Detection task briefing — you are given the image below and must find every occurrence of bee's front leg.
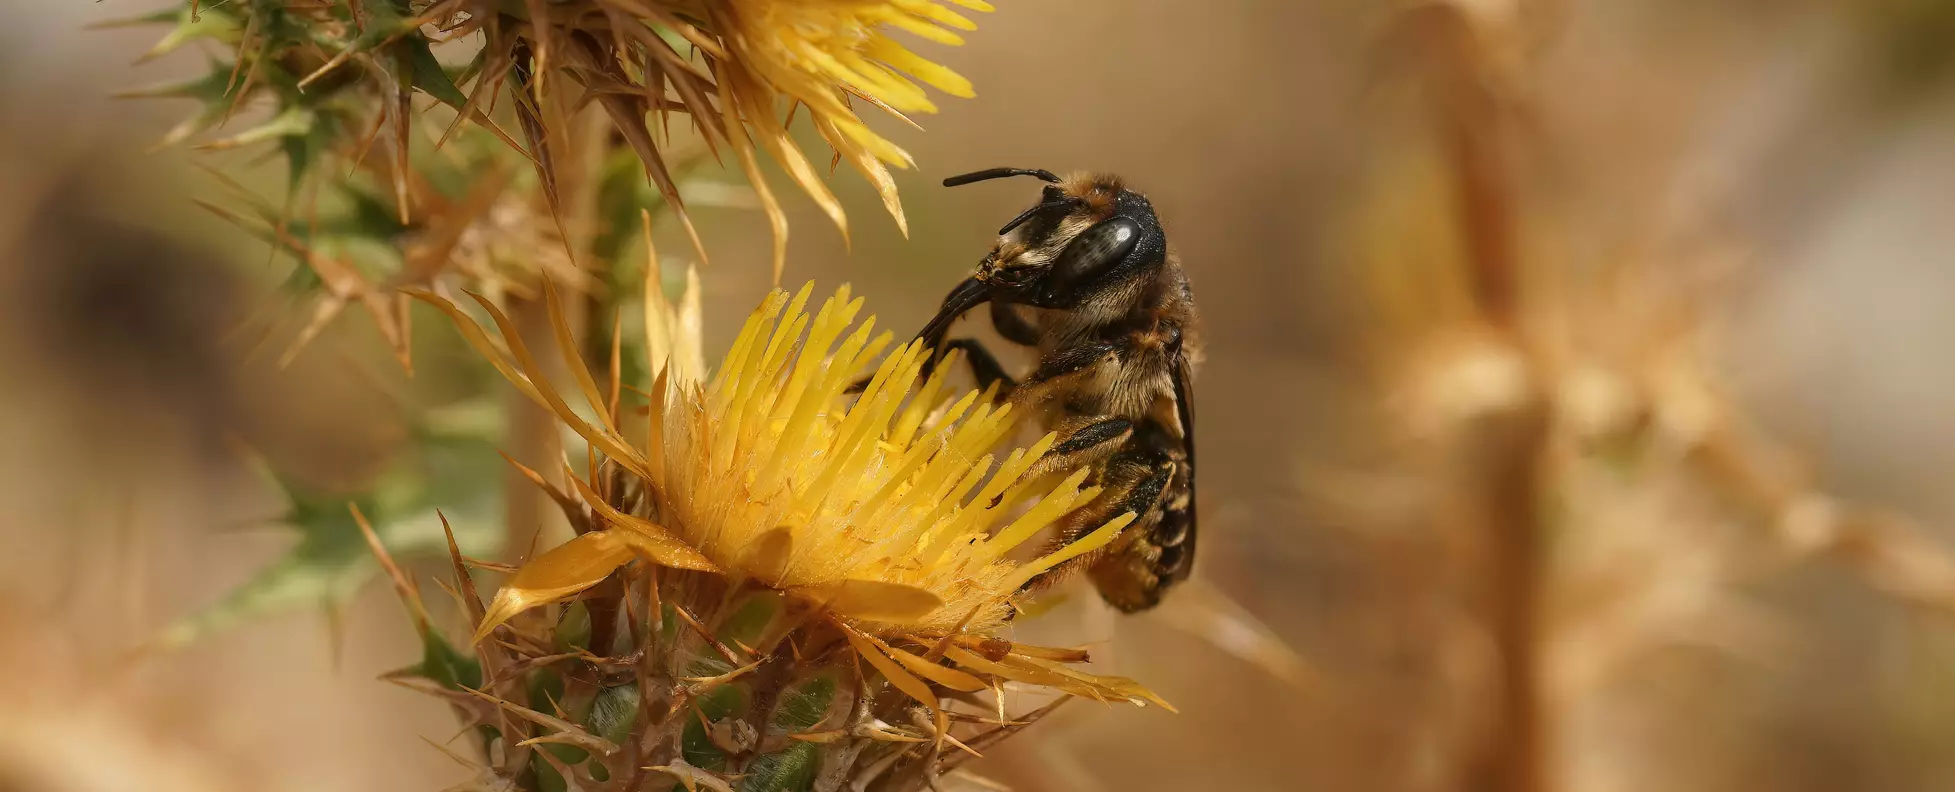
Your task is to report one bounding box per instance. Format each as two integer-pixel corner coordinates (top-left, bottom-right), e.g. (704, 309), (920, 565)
(901, 304), (1040, 397)
(989, 302), (1042, 346)
(847, 335), (1018, 396)
(938, 338), (1018, 395)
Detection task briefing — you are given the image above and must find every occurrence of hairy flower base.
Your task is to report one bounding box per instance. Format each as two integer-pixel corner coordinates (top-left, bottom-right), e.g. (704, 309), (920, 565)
(387, 283), (1166, 790)
(380, 545), (1155, 791)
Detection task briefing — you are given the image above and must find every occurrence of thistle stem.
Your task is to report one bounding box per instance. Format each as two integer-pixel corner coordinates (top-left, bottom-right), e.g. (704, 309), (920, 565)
(503, 297), (562, 559)
(501, 59), (612, 561)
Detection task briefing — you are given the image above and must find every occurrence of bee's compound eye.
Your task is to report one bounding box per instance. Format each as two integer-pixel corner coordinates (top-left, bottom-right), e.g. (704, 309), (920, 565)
(1052, 216), (1142, 287)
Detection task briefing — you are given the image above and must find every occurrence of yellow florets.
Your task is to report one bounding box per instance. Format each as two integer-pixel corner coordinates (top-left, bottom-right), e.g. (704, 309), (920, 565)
(648, 284), (1134, 633)
(719, 0), (993, 165)
(422, 281), (1134, 638)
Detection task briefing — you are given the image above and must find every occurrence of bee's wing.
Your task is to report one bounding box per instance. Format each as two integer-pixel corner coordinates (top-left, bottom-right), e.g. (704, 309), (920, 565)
(1167, 334), (1197, 582)
(1171, 343), (1195, 472)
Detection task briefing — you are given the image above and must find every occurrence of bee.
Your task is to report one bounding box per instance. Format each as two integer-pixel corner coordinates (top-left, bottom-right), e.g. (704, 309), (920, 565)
(880, 167), (1199, 612)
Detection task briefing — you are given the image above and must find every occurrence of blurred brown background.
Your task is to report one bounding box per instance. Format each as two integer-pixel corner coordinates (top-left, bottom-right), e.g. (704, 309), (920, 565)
(12, 1), (1955, 790)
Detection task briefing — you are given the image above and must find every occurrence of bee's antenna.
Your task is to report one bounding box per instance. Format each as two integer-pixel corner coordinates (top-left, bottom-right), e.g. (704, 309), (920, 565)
(943, 168), (1062, 187)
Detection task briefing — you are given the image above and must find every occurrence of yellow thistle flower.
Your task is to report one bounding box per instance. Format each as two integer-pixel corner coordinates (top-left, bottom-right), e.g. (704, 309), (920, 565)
(681, 0), (996, 275)
(716, 0), (990, 164)
(412, 278), (1163, 703)
(645, 283), (1137, 629)
(398, 278), (1165, 790)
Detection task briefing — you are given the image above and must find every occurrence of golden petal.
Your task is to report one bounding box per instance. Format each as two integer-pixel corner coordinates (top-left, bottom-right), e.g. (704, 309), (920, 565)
(472, 530), (634, 644)
(744, 526), (796, 584)
(403, 289), (550, 408)
(563, 473), (720, 572)
(1002, 510), (1139, 590)
(874, 638), (989, 692)
(942, 645), (1076, 689)
(894, 0), (980, 31)
(543, 278), (612, 419)
(1006, 653), (1176, 712)
(843, 625), (939, 706)
(713, 73), (790, 285)
(458, 290), (653, 478)
(794, 579), (945, 623)
(843, 624), (953, 749)
(863, 38), (976, 99)
(879, 13), (966, 46)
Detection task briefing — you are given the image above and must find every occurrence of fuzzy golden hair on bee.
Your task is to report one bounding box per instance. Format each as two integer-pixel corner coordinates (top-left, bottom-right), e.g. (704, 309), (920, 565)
(1058, 172), (1126, 215)
(865, 166), (1200, 613)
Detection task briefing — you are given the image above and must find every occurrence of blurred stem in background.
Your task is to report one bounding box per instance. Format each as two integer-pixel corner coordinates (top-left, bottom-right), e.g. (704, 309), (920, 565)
(1385, 6), (1551, 791)
(1348, 4), (1955, 792)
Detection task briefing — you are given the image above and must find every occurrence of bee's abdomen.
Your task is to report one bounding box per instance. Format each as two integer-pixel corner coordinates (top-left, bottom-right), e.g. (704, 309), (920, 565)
(1079, 418), (1194, 612)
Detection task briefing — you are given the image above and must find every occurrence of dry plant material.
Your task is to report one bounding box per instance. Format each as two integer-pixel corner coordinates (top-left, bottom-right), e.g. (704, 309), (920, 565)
(116, 0), (992, 362)
(1325, 4), (1955, 791)
(374, 281), (1166, 791)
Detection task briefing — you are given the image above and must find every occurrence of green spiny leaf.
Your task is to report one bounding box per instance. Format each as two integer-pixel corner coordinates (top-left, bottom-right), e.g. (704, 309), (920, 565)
(140, 5), (243, 62)
(157, 420), (502, 648)
(323, 183), (411, 240)
(403, 35), (471, 108)
(412, 626), (483, 691)
(121, 61), (240, 149)
(277, 114), (334, 198)
(206, 104), (318, 150)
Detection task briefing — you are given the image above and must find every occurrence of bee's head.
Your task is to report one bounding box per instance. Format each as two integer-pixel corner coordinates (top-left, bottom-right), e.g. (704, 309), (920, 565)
(944, 168), (1166, 308)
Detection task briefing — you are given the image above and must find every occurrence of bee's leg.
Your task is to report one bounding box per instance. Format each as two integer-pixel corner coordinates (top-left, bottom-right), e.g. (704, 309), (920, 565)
(848, 277), (989, 395)
(939, 338), (1018, 396)
(989, 302), (1041, 346)
(1007, 338), (1123, 410)
(1019, 449), (1174, 602)
(1032, 339), (1122, 380)
(1079, 417), (1197, 611)
(1011, 415), (1132, 488)
(850, 336), (1020, 398)
(988, 414), (1134, 509)
(1088, 453), (1192, 613)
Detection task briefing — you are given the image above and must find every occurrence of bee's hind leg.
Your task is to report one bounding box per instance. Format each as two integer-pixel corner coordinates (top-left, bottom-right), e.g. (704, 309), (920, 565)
(1017, 450), (1174, 604)
(1003, 415), (1133, 502)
